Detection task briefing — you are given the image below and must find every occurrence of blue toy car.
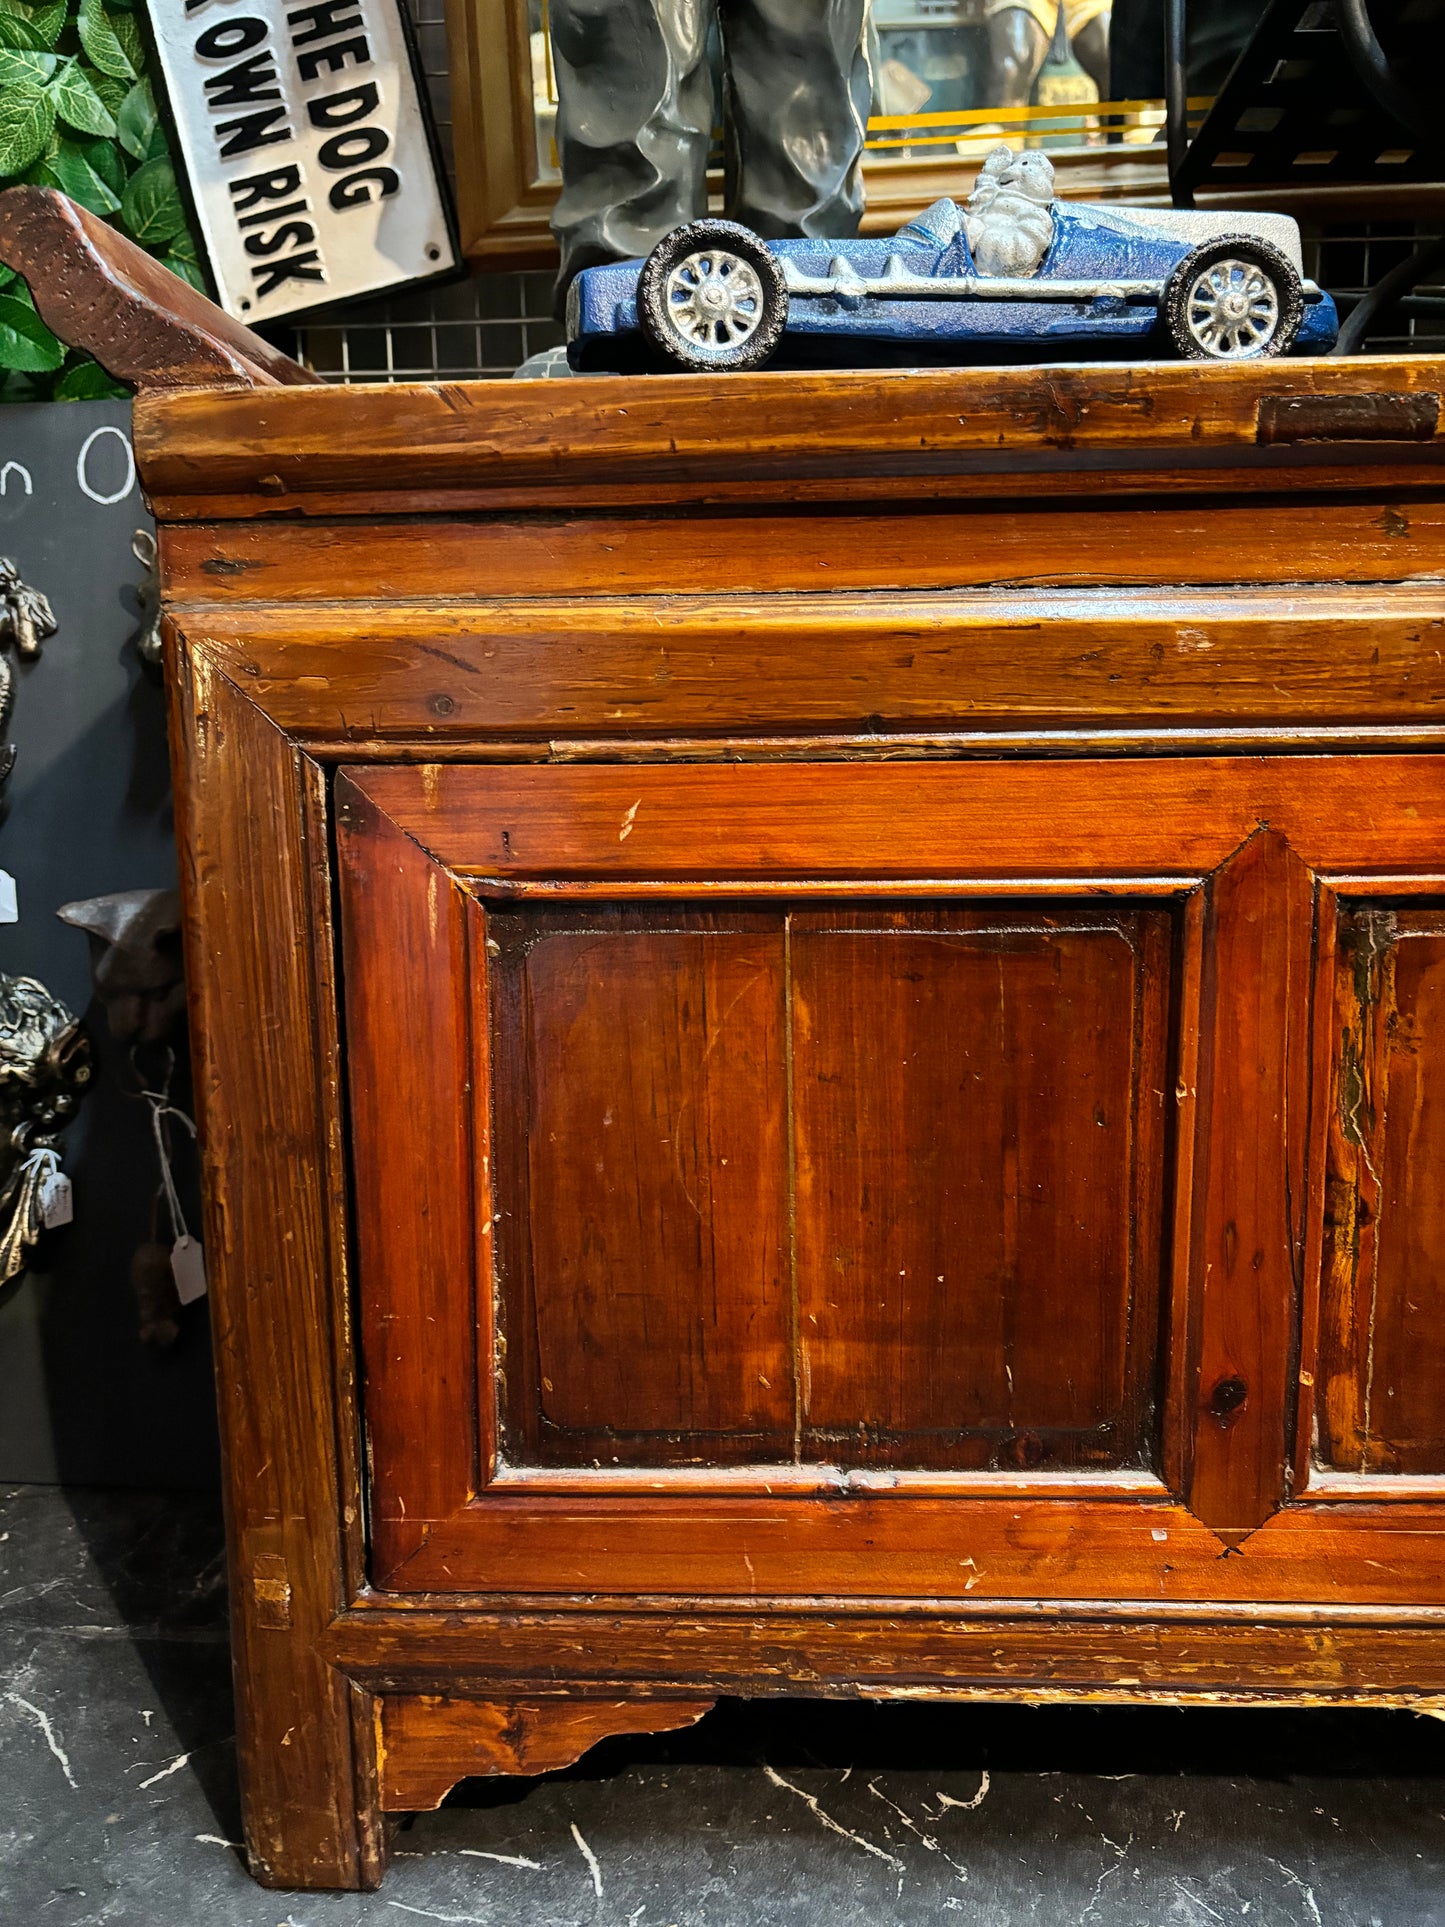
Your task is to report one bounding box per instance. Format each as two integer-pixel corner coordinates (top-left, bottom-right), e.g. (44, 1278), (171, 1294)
(566, 146), (1337, 373)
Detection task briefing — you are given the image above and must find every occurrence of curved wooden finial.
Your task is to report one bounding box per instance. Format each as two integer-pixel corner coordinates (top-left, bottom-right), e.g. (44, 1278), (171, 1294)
(0, 186), (321, 392)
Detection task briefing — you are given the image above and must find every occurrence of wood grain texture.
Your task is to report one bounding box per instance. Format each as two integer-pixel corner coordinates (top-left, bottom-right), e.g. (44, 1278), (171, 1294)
(335, 776), (480, 1582)
(474, 904), (1169, 1475)
(494, 908), (792, 1466)
(178, 587), (1445, 749)
(1321, 905), (1445, 1475)
(0, 186), (318, 391)
(361, 1487), (1445, 1603)
(1183, 832), (1319, 1541)
(133, 356), (1445, 510)
(168, 649), (380, 1889)
(158, 495), (1445, 601)
(791, 909), (1168, 1469)
(376, 1696), (714, 1810)
(340, 755), (1445, 884)
(330, 1602), (1445, 1701)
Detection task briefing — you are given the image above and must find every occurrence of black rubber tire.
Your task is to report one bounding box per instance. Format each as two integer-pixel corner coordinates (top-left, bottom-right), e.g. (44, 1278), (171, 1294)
(637, 220), (788, 373)
(1162, 234), (1304, 361)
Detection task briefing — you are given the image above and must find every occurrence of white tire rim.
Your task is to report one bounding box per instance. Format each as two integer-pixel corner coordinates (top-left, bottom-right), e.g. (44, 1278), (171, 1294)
(1184, 257), (1281, 358)
(663, 249), (766, 356)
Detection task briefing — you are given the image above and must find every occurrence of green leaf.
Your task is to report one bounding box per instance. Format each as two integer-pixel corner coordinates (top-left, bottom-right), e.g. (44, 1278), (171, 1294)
(119, 154), (184, 245)
(0, 0), (67, 48)
(88, 67), (127, 115)
(0, 82), (56, 177)
(49, 57), (117, 137)
(0, 291), (63, 371)
(160, 247), (205, 292)
(54, 357), (128, 399)
(110, 8), (142, 72)
(34, 136), (120, 213)
(165, 225), (199, 267)
(0, 46), (55, 84)
(0, 9), (45, 50)
(76, 0), (132, 79)
(79, 131), (123, 195)
(0, 263), (14, 290)
(114, 74), (154, 160)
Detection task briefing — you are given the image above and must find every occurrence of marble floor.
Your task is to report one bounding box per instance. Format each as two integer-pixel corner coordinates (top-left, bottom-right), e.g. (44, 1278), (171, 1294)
(2, 1482), (1444, 1927)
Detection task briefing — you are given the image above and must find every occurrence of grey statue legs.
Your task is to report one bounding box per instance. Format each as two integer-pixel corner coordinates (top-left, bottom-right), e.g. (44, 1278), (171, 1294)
(551, 0), (714, 297)
(550, 0), (870, 306)
(718, 0), (871, 238)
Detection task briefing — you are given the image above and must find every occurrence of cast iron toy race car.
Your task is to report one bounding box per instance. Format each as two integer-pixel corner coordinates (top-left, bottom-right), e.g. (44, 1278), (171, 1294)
(566, 146), (1338, 373)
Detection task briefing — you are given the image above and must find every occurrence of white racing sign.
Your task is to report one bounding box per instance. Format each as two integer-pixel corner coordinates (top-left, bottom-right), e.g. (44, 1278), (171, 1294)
(148, 0), (456, 322)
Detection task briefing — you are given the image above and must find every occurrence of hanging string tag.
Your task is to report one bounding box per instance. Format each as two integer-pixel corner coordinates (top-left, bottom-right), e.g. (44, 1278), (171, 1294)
(137, 1062), (207, 1305)
(171, 1234), (207, 1306)
(28, 1147), (73, 1229)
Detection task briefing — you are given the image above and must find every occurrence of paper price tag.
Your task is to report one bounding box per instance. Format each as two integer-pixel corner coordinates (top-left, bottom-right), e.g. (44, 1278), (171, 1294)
(0, 871), (16, 924)
(39, 1169), (72, 1229)
(171, 1234), (208, 1306)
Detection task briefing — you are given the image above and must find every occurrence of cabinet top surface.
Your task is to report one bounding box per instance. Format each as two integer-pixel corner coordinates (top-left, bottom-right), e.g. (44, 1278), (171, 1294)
(137, 355), (1445, 521)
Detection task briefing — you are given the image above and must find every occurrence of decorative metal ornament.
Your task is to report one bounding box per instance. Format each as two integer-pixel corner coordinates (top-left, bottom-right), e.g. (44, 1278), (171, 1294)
(0, 555), (57, 792)
(0, 973), (91, 1285)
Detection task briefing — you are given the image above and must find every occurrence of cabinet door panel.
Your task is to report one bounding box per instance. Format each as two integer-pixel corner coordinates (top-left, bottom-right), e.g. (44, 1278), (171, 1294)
(335, 756), (1445, 1597)
(791, 911), (1169, 1469)
(489, 901), (1171, 1474)
(1321, 906), (1445, 1474)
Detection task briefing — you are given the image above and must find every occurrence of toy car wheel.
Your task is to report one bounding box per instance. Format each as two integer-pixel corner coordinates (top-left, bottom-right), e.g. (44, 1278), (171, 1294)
(638, 220), (788, 372)
(1163, 235), (1304, 361)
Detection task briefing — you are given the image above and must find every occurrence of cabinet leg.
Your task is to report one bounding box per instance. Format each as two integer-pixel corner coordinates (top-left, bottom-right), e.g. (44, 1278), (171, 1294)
(235, 1613), (388, 1891)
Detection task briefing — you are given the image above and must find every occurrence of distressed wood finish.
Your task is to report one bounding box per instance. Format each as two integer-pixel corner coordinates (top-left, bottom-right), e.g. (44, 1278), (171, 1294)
(1321, 905), (1445, 1476)
(81, 331), (1445, 1885)
(376, 1697), (716, 1810)
(334, 779), (481, 1581)
(168, 653), (381, 1888)
(135, 356), (1445, 511)
(0, 187), (318, 391)
(170, 587), (1445, 752)
(1181, 833), (1320, 1539)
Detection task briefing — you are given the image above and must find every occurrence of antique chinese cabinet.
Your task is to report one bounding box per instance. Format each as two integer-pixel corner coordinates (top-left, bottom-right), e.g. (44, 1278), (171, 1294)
(7, 190), (1445, 1892)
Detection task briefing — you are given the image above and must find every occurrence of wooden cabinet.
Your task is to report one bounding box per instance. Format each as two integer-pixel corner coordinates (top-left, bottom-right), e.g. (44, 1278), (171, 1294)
(8, 186), (1445, 1893)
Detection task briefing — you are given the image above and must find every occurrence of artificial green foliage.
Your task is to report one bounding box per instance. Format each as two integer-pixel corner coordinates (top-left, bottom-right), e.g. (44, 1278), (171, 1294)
(0, 0), (207, 401)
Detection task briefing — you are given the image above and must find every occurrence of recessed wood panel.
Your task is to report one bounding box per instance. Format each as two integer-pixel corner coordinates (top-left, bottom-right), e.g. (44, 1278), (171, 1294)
(791, 910), (1169, 1469)
(1321, 905), (1445, 1474)
(490, 901), (1171, 1474)
(493, 909), (793, 1465)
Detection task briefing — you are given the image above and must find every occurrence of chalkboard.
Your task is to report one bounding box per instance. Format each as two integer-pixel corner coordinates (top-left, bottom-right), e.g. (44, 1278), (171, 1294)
(0, 401), (220, 1489)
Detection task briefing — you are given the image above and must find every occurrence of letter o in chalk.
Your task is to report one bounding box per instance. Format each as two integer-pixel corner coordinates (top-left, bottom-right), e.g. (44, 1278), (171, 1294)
(76, 424), (135, 505)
